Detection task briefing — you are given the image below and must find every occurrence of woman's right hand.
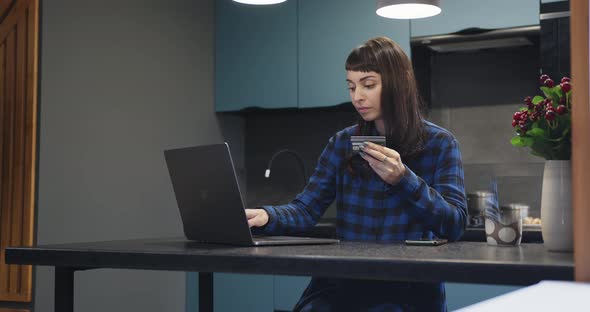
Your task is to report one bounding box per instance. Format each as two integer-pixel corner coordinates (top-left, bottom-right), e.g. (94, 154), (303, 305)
(245, 208), (269, 228)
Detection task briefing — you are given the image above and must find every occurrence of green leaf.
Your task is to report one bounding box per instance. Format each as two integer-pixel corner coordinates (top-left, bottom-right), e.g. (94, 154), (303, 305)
(511, 136), (533, 147)
(530, 140), (554, 160)
(511, 136), (525, 147)
(555, 87), (564, 99)
(532, 95), (545, 104)
(545, 136), (563, 142)
(526, 127), (545, 137)
(522, 137), (534, 146)
(540, 86), (560, 104)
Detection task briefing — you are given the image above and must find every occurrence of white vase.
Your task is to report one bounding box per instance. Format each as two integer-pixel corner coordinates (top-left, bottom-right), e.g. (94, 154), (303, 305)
(540, 160), (573, 252)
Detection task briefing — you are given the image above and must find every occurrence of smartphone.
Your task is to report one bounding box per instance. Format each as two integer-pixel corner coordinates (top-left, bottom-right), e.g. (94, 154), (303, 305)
(404, 239), (448, 246)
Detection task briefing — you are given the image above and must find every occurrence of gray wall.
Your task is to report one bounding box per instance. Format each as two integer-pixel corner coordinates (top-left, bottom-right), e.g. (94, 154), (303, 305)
(36, 0), (217, 311)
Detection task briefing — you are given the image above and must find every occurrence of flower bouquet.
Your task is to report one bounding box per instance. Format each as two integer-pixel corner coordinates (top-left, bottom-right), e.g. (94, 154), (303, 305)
(510, 74), (572, 160)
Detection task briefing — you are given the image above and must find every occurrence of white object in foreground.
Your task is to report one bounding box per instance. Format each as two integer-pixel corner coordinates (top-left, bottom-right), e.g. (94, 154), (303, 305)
(455, 281), (589, 312)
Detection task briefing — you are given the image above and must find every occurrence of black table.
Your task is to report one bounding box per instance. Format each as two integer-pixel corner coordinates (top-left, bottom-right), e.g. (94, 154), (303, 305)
(311, 221), (545, 243)
(5, 238), (573, 312)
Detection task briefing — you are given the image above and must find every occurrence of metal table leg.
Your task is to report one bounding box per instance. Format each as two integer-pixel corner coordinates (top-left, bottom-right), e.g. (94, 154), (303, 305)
(55, 267), (75, 312)
(199, 272), (213, 312)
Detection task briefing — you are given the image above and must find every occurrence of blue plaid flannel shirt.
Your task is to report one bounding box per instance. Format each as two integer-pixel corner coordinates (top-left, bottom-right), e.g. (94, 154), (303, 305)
(257, 120), (467, 312)
(259, 120), (467, 242)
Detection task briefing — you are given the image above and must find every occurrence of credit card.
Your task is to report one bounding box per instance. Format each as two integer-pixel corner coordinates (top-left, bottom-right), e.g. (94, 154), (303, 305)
(351, 135), (386, 155)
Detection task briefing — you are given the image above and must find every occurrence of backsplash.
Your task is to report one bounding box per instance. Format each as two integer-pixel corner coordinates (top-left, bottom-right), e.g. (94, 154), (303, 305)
(427, 44), (543, 218)
(243, 107), (357, 219)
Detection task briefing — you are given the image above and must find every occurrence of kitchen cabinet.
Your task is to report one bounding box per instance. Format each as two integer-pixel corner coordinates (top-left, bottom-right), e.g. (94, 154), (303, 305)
(410, 0), (539, 37)
(211, 274), (309, 311)
(215, 0), (298, 111)
(215, 0), (411, 111)
(274, 275), (311, 311)
(298, 0), (410, 108)
(214, 273), (274, 311)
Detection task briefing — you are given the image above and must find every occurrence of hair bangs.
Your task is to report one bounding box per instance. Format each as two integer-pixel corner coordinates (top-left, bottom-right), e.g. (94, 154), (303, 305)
(345, 46), (379, 73)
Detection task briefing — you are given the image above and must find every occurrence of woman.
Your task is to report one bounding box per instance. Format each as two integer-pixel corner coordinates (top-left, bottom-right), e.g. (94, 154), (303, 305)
(246, 36), (467, 312)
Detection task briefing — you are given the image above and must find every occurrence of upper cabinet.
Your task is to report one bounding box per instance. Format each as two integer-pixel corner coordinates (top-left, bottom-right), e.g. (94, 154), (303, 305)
(216, 0), (540, 111)
(298, 0), (410, 108)
(215, 0), (410, 111)
(411, 0), (540, 37)
(215, 0), (298, 112)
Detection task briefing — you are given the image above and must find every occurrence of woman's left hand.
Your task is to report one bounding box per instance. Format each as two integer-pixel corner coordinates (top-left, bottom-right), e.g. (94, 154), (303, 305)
(360, 142), (406, 185)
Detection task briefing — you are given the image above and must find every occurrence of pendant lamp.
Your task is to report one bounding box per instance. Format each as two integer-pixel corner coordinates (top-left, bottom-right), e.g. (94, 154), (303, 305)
(376, 0), (441, 19)
(233, 0), (287, 5)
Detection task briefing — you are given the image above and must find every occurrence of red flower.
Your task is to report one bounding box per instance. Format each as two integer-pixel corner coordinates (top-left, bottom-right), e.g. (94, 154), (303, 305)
(513, 111), (522, 121)
(544, 79), (555, 88)
(512, 75), (572, 160)
(560, 81), (571, 93)
(545, 110), (556, 121)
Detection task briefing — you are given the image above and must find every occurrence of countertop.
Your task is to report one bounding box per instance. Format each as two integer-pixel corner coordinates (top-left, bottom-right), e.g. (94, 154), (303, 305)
(303, 219), (543, 243)
(5, 238), (572, 286)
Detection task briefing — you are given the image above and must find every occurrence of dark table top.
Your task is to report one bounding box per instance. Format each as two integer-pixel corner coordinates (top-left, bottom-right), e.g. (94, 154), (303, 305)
(5, 238), (572, 286)
(309, 221), (544, 243)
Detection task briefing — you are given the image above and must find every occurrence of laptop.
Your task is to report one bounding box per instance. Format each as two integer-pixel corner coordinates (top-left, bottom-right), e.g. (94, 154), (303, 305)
(164, 143), (339, 246)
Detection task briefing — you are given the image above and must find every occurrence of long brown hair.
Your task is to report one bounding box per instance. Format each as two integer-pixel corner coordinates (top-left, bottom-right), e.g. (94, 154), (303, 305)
(346, 36), (427, 159)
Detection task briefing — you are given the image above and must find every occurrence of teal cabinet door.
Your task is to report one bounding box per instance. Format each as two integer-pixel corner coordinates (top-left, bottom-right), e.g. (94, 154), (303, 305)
(298, 0), (410, 109)
(411, 0), (539, 37)
(446, 283), (521, 310)
(214, 273), (274, 312)
(274, 275), (311, 311)
(215, 0), (298, 112)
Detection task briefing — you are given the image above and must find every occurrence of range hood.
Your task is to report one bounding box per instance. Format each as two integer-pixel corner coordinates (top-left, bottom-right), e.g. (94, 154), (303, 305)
(411, 25), (540, 53)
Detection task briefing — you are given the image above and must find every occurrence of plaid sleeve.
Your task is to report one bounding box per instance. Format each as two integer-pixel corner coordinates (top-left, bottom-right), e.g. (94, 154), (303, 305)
(396, 135), (468, 241)
(256, 134), (340, 235)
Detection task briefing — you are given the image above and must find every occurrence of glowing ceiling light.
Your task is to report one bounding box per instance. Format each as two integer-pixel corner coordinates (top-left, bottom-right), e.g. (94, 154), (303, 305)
(233, 0), (287, 5)
(376, 0), (441, 19)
